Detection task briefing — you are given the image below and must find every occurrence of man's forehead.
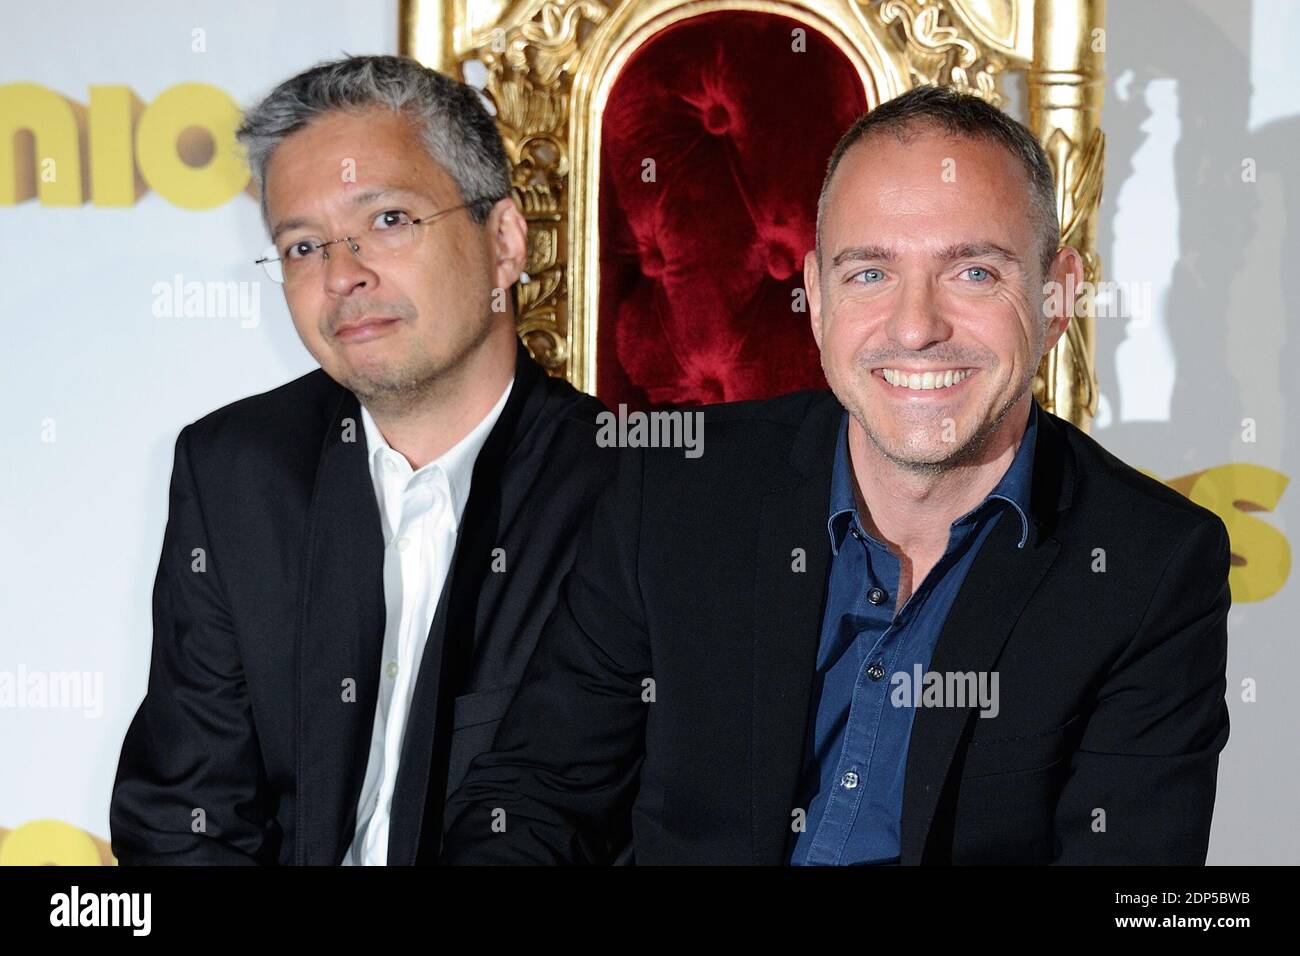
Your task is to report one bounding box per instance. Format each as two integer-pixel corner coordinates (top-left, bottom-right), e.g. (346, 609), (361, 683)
(837, 142), (1023, 198)
(263, 113), (452, 234)
(267, 183), (437, 240)
(822, 136), (1032, 242)
(269, 114), (432, 181)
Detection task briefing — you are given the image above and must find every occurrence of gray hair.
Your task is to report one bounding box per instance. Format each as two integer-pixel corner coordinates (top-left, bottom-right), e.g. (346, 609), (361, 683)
(236, 54), (512, 225)
(815, 85), (1060, 277)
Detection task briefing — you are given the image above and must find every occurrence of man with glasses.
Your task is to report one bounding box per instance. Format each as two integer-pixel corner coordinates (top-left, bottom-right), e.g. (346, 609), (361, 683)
(110, 55), (617, 865)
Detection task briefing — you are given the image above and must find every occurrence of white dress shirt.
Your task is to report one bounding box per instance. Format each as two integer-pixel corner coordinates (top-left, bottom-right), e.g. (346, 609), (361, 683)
(342, 377), (514, 865)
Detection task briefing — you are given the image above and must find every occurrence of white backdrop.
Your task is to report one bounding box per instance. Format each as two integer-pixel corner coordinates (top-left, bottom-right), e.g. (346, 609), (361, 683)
(0, 0), (396, 863)
(0, 0), (1295, 864)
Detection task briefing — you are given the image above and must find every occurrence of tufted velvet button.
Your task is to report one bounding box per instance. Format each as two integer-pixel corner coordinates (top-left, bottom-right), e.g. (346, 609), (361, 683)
(703, 102), (731, 135)
(765, 242), (797, 280)
(641, 244), (665, 278)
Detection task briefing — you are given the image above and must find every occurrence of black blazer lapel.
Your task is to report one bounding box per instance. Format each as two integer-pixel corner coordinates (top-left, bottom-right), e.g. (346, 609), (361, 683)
(294, 387), (387, 865)
(383, 537), (457, 866)
(751, 395), (842, 864)
(899, 400), (1075, 864)
(387, 342), (545, 865)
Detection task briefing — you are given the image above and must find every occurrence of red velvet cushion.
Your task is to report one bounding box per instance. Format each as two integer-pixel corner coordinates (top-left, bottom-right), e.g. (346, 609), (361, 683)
(598, 10), (868, 408)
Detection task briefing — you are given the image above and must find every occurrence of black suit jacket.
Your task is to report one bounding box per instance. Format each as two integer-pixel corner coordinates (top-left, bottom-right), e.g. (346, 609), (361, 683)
(441, 391), (1232, 865)
(110, 342), (614, 865)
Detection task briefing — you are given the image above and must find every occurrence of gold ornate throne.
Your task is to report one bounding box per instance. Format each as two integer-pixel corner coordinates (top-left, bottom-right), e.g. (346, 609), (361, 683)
(401, 0), (1105, 428)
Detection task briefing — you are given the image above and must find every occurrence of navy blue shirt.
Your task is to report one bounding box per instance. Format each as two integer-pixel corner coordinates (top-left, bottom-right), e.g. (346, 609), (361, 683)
(789, 400), (1038, 865)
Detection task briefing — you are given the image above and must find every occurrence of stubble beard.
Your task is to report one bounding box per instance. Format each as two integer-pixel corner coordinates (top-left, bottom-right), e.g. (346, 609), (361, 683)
(339, 308), (496, 419)
(836, 360), (1033, 478)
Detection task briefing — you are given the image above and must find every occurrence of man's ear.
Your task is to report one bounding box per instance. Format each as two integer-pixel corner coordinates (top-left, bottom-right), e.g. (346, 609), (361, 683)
(1042, 244), (1085, 353)
(804, 249), (824, 348)
(488, 195), (528, 292)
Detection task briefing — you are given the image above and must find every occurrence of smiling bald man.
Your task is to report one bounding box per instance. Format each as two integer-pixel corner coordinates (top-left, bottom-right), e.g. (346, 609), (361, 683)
(441, 85), (1233, 866)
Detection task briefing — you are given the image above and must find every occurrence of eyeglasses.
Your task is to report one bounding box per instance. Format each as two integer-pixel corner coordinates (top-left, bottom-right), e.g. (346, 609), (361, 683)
(255, 197), (502, 284)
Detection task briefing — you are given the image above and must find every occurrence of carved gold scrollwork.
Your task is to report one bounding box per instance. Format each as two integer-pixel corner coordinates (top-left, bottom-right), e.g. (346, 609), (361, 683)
(877, 0), (1005, 105)
(1037, 124), (1104, 418)
(472, 0), (611, 370)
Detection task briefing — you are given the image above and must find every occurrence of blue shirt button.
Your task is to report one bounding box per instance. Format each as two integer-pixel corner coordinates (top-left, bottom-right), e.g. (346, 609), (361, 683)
(866, 662), (885, 681)
(867, 587), (887, 605)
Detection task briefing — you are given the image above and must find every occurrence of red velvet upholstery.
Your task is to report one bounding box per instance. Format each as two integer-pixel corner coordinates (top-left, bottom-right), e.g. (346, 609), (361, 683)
(597, 10), (868, 408)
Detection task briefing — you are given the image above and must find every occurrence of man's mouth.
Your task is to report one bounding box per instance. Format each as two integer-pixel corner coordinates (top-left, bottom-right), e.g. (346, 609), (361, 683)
(873, 367), (979, 393)
(334, 316), (401, 341)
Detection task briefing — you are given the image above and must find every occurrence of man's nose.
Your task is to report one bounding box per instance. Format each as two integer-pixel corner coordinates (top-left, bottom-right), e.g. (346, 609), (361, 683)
(322, 240), (378, 297)
(887, 279), (952, 350)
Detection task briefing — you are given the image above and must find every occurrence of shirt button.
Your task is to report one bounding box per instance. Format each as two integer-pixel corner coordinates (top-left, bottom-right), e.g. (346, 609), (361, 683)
(867, 662), (885, 681)
(841, 771), (859, 789)
(395, 536), (411, 552)
(383, 457), (398, 473)
(385, 660), (399, 679)
(867, 587), (887, 605)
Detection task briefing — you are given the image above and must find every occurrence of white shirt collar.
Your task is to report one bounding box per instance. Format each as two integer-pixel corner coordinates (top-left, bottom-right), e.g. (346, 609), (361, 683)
(358, 376), (514, 526)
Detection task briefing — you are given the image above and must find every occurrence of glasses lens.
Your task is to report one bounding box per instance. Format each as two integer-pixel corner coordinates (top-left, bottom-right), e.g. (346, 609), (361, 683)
(258, 245), (284, 284)
(363, 221), (417, 260)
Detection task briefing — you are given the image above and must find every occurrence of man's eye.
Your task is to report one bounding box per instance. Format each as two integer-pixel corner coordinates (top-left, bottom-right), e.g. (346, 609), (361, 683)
(853, 268), (886, 284)
(373, 209), (413, 229)
(960, 266), (993, 282)
(284, 240), (321, 260)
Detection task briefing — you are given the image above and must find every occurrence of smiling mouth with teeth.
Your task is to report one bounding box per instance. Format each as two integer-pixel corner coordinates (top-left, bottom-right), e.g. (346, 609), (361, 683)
(878, 368), (977, 391)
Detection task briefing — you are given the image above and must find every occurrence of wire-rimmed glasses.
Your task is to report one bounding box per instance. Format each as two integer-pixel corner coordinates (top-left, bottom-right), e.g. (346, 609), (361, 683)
(254, 197), (503, 284)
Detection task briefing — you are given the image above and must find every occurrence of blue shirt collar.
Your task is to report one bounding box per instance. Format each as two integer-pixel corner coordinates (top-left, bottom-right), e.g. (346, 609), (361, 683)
(827, 399), (1039, 554)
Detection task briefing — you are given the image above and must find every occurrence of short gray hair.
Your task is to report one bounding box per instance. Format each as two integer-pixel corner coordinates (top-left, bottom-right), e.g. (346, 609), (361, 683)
(815, 85), (1060, 277)
(236, 54), (512, 225)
